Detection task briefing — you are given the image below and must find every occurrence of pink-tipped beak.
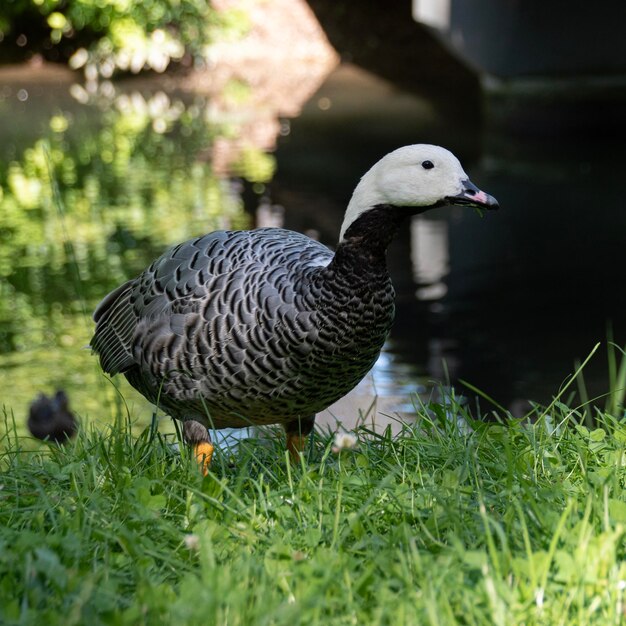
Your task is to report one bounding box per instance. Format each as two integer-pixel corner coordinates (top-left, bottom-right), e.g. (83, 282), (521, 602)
(446, 179), (499, 210)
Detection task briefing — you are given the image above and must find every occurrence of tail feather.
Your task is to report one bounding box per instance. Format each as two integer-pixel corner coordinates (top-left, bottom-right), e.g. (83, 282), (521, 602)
(91, 280), (137, 375)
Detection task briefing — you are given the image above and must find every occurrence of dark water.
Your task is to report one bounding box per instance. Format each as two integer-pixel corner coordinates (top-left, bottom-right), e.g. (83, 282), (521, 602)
(1, 62), (624, 435)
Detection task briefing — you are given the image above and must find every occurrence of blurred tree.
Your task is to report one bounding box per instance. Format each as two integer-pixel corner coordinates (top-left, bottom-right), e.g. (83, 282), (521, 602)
(0, 90), (273, 353)
(0, 0), (248, 80)
(0, 89), (274, 424)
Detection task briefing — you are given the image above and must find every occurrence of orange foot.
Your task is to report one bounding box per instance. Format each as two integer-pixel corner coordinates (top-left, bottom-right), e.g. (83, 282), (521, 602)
(194, 441), (214, 476)
(183, 421), (214, 476)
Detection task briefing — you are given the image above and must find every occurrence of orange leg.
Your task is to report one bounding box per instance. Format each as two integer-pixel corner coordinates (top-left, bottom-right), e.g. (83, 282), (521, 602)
(284, 417), (314, 462)
(286, 433), (307, 461)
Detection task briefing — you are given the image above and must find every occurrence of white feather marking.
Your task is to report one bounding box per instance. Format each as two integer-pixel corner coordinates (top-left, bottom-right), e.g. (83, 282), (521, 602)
(305, 255), (331, 268)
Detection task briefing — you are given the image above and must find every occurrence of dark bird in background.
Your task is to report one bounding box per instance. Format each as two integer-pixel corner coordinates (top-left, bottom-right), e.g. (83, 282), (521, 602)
(28, 390), (77, 443)
(91, 145), (499, 473)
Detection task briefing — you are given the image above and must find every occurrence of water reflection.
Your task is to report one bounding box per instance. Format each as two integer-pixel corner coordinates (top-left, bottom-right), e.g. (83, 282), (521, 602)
(0, 85), (271, 433)
(411, 216), (449, 301)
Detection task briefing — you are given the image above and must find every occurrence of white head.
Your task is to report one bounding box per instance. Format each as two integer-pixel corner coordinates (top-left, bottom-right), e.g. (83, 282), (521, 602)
(339, 144), (498, 241)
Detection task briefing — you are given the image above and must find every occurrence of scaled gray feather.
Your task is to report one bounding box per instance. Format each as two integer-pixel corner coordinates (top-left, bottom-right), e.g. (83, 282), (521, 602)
(91, 227), (394, 430)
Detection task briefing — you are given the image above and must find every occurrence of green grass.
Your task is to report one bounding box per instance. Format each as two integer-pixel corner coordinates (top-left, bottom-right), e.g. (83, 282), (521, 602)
(1, 394), (626, 625)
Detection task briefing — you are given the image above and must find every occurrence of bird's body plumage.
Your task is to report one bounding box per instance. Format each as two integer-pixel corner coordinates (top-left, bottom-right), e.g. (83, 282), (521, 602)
(91, 144), (498, 456)
(92, 224), (395, 430)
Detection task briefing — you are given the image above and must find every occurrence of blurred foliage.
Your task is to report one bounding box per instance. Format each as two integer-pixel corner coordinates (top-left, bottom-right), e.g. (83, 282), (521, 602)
(0, 88), (275, 428)
(0, 0), (249, 79)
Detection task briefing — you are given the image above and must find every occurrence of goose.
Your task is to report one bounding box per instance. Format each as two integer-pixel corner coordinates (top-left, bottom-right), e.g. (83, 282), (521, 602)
(91, 144), (498, 472)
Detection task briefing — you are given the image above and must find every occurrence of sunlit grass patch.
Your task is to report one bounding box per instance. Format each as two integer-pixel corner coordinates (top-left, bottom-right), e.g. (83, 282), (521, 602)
(1, 395), (626, 625)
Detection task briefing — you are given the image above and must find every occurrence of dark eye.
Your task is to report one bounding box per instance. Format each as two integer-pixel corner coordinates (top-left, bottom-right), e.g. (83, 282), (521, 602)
(421, 160), (434, 170)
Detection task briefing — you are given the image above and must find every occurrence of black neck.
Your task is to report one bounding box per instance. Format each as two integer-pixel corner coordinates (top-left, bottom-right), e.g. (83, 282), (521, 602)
(330, 205), (406, 273)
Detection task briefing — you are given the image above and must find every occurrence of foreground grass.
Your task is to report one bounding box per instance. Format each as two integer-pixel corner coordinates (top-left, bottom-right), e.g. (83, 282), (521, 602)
(1, 399), (626, 626)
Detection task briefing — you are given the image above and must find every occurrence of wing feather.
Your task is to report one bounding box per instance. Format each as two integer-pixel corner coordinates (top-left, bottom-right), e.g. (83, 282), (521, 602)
(91, 280), (137, 374)
(91, 228), (333, 378)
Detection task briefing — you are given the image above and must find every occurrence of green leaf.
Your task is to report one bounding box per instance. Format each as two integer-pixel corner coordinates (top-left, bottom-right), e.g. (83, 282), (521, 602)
(590, 428), (607, 442)
(608, 498), (626, 523)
